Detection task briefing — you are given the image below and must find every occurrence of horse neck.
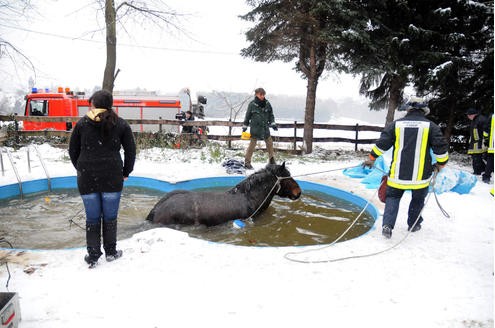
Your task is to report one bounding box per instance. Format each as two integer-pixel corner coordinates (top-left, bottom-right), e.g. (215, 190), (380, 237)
(245, 172), (279, 214)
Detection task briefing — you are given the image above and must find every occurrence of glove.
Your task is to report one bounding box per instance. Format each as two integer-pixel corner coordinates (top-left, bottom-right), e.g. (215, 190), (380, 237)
(242, 126), (247, 132)
(362, 158), (375, 169)
(270, 123), (278, 131)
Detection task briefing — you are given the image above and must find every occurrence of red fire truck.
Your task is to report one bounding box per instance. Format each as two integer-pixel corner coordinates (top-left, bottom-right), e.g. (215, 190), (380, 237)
(23, 87), (184, 132)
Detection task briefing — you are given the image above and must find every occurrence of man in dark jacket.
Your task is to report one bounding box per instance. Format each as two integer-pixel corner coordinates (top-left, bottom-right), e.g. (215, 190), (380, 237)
(69, 90), (136, 268)
(466, 107), (488, 175)
(363, 96), (449, 239)
(242, 88), (277, 169)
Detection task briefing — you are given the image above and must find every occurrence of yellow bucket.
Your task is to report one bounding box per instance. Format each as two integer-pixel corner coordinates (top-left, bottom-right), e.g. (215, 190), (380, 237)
(241, 131), (251, 140)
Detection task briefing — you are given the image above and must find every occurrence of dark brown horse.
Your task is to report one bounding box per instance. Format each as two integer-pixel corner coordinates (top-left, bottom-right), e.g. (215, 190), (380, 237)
(146, 163), (301, 226)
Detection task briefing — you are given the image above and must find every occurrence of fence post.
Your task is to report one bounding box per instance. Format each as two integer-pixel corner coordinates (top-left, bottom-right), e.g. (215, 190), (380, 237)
(228, 118), (232, 149)
(354, 123), (359, 151)
(158, 116), (162, 132)
(293, 121), (297, 152)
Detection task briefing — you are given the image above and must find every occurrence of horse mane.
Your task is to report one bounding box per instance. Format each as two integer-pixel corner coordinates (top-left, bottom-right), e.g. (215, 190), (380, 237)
(228, 165), (283, 194)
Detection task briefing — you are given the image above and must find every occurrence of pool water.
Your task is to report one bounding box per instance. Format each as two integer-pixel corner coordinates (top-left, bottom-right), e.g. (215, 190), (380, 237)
(0, 186), (375, 249)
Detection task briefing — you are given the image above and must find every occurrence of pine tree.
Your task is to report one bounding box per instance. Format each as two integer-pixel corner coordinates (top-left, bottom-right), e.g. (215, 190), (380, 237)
(241, 0), (348, 153)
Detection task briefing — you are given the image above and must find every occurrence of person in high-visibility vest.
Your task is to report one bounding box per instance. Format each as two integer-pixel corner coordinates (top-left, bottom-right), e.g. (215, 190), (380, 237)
(482, 114), (494, 184)
(363, 96), (449, 239)
(466, 107), (488, 175)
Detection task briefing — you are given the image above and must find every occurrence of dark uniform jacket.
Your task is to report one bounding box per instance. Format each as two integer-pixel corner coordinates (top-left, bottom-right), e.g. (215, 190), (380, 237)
(484, 114), (494, 154)
(468, 114), (488, 154)
(243, 97), (275, 140)
(69, 111), (136, 195)
(370, 110), (449, 190)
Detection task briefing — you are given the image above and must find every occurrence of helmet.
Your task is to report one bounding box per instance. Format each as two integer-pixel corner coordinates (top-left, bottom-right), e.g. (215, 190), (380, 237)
(399, 96), (430, 115)
(241, 131), (251, 140)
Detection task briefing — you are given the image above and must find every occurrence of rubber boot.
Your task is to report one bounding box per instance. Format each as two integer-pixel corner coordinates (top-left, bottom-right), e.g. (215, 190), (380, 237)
(103, 219), (123, 262)
(85, 222), (102, 268)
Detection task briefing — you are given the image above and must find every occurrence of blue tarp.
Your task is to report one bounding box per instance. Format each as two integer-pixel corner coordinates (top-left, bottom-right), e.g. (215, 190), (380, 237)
(343, 152), (476, 195)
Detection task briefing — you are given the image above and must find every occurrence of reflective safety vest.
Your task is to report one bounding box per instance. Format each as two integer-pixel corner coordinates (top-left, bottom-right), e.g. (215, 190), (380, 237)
(484, 114), (494, 154)
(370, 111), (449, 190)
(468, 114), (488, 155)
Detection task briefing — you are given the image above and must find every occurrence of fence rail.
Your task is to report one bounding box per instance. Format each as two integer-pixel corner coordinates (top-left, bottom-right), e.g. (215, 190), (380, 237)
(0, 115), (382, 151)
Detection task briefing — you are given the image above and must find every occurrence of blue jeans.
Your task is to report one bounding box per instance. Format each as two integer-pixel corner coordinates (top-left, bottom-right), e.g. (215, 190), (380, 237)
(81, 192), (122, 224)
(382, 186), (429, 229)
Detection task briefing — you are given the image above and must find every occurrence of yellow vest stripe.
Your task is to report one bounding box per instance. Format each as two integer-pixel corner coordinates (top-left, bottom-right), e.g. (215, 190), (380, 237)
(390, 126), (401, 178)
(417, 127), (429, 180)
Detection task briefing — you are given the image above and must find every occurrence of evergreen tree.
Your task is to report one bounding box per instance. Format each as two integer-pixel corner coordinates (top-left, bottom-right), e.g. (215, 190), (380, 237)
(410, 1), (493, 145)
(240, 0), (349, 153)
(334, 0), (417, 126)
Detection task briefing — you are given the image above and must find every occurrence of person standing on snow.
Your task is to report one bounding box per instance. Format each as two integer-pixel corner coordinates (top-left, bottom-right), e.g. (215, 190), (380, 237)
(482, 113), (494, 184)
(363, 96), (449, 239)
(69, 89), (136, 268)
(466, 107), (488, 175)
(242, 87), (278, 169)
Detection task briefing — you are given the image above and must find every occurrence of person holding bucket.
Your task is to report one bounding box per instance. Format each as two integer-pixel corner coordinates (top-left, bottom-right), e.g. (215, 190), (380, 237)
(242, 87), (278, 169)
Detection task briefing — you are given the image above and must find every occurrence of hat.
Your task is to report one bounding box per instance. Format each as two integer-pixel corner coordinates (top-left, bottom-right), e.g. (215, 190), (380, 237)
(466, 108), (479, 115)
(399, 96), (430, 115)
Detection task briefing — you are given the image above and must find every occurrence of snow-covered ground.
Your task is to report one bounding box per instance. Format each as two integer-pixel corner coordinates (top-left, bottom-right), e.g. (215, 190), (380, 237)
(0, 137), (493, 327)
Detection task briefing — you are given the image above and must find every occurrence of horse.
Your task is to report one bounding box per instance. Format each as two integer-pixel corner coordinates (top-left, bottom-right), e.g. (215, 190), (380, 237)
(146, 162), (301, 226)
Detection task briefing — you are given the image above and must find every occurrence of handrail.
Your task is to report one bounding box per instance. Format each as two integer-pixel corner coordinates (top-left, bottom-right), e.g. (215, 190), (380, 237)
(33, 145), (51, 192)
(5, 149), (23, 199)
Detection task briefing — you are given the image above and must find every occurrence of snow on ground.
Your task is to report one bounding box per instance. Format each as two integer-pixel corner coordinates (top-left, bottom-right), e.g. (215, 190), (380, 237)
(0, 140), (493, 328)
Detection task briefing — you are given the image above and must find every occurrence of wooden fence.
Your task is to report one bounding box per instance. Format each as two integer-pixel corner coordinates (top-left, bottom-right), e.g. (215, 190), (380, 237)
(0, 115), (383, 151)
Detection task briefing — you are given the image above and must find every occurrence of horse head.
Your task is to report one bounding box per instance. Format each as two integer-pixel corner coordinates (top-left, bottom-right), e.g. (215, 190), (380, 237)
(269, 162), (301, 200)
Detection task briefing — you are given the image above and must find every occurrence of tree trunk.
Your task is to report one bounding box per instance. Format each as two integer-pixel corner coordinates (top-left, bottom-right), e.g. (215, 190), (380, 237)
(302, 76), (318, 154)
(385, 74), (403, 126)
(102, 0), (117, 92)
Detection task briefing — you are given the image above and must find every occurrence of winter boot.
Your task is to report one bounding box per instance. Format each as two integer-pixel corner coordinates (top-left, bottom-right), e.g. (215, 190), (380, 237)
(382, 225), (393, 239)
(103, 219), (123, 262)
(269, 157), (276, 165)
(85, 222), (102, 268)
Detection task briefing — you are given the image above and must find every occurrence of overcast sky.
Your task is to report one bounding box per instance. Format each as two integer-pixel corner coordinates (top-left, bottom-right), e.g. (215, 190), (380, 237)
(1, 0), (364, 100)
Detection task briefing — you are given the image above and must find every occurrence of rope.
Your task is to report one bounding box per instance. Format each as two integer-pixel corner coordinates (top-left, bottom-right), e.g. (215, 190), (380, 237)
(242, 164), (360, 222)
(0, 238), (14, 291)
(68, 207), (85, 230)
(283, 170), (442, 264)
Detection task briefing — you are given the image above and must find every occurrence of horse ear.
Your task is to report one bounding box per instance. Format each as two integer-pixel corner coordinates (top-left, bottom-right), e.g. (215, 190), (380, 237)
(281, 161), (286, 169)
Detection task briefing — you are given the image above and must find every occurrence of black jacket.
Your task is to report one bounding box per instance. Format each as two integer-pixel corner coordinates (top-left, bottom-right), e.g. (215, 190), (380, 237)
(69, 115), (136, 195)
(468, 114), (488, 154)
(370, 110), (449, 190)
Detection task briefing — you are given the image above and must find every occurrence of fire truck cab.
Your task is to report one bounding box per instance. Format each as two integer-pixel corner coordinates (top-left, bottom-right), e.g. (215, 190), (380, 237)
(23, 87), (184, 133)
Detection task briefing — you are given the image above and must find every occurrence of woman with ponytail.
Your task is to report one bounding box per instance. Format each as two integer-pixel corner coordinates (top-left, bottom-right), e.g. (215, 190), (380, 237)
(69, 89), (136, 268)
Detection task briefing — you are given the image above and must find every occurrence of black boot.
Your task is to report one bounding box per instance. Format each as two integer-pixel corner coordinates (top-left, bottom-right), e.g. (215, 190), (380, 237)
(85, 222), (102, 268)
(103, 219), (123, 262)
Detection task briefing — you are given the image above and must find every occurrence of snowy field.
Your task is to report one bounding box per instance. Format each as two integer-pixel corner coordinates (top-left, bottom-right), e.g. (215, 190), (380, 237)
(0, 134), (493, 327)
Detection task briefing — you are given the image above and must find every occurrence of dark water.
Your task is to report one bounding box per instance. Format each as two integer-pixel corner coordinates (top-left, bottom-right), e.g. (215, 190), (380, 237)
(0, 187), (375, 249)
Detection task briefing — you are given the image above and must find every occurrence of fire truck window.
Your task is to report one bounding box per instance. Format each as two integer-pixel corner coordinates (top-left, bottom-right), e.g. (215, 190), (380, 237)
(30, 100), (48, 116)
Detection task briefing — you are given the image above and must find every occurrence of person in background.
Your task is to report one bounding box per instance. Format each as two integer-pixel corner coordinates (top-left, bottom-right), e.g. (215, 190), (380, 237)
(242, 87), (278, 169)
(482, 113), (494, 184)
(363, 96), (449, 239)
(69, 89), (136, 268)
(466, 107), (488, 175)
(181, 110), (195, 134)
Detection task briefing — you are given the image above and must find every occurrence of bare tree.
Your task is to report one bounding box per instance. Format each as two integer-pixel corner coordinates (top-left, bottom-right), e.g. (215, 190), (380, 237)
(0, 1), (36, 83)
(98, 0), (183, 92)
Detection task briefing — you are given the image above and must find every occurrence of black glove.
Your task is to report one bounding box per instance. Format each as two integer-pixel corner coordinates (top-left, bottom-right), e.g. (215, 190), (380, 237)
(242, 127), (247, 132)
(270, 123), (278, 131)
